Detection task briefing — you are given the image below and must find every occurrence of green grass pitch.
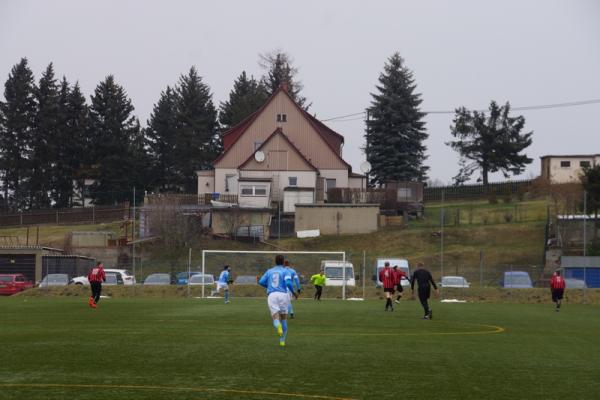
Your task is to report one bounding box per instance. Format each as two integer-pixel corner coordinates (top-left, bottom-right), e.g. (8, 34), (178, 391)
(1, 296), (599, 400)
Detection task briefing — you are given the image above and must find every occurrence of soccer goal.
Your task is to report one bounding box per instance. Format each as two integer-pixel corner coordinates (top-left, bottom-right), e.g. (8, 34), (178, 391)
(199, 250), (350, 299)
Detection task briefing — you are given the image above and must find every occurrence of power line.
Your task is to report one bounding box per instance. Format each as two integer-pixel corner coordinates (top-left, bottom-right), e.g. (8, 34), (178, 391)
(320, 98), (600, 122)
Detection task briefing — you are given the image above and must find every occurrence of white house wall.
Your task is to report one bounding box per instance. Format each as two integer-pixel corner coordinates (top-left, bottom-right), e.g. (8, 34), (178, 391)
(545, 157), (596, 184)
(214, 168), (239, 194)
(319, 169), (349, 188)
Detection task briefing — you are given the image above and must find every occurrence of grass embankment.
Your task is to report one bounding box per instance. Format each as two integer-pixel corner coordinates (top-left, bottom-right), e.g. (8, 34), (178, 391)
(0, 199), (550, 286)
(0, 222), (122, 248)
(0, 297), (598, 400)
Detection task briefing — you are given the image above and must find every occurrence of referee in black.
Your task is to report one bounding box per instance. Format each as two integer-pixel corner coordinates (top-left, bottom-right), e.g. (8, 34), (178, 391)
(410, 261), (439, 319)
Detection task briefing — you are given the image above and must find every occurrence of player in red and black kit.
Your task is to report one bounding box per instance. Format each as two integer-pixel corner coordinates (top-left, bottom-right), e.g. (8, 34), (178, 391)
(410, 262), (438, 319)
(88, 261), (106, 308)
(550, 270), (566, 312)
(379, 262), (396, 311)
(393, 265), (408, 304)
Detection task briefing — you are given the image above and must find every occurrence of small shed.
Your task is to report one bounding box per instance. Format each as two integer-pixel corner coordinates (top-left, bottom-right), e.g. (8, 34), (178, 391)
(0, 246), (63, 282)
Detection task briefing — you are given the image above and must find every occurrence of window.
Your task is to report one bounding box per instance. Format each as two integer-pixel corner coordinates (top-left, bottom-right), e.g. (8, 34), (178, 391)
(288, 177), (298, 186)
(253, 140), (263, 151)
(580, 161), (591, 168)
(326, 179), (336, 190)
(560, 161), (571, 168)
(240, 184), (267, 196)
(276, 113), (287, 122)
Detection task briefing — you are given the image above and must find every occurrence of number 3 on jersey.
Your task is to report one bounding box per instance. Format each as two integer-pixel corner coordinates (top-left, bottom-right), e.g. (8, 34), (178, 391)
(271, 272), (280, 288)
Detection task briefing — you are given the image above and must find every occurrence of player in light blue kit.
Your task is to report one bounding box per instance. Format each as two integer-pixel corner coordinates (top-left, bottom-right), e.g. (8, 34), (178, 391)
(284, 260), (301, 319)
(212, 265), (231, 303)
(259, 255), (298, 347)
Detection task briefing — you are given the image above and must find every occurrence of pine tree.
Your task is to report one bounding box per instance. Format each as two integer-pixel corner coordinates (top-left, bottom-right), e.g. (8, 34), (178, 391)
(365, 53), (429, 185)
(172, 67), (219, 192)
(219, 71), (268, 130)
(53, 79), (90, 207)
(29, 63), (60, 209)
(146, 86), (179, 192)
(0, 58), (37, 210)
(259, 50), (309, 109)
(448, 101), (533, 188)
(88, 75), (147, 204)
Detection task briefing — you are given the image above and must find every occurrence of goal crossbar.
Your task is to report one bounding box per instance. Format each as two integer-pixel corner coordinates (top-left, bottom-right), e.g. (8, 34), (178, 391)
(200, 250), (347, 299)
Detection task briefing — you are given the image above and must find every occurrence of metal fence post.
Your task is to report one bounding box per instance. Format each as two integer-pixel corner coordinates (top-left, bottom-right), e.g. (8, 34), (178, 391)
(56, 210), (59, 224)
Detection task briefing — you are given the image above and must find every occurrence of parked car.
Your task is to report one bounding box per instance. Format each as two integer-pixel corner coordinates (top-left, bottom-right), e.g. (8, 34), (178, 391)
(564, 278), (587, 289)
(374, 258), (410, 288)
(104, 272), (124, 286)
(175, 271), (203, 285)
(0, 274), (34, 295)
(234, 275), (258, 285)
(71, 268), (136, 286)
(188, 274), (215, 286)
(39, 274), (69, 287)
(439, 276), (470, 288)
(143, 273), (172, 285)
(501, 271), (533, 288)
(321, 260), (355, 287)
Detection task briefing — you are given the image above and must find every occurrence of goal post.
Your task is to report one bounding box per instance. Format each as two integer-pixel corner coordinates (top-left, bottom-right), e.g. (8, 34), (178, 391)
(200, 250), (348, 299)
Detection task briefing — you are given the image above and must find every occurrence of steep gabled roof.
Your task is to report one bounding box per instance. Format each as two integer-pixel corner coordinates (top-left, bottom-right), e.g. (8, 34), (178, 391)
(238, 127), (318, 171)
(214, 86), (350, 169)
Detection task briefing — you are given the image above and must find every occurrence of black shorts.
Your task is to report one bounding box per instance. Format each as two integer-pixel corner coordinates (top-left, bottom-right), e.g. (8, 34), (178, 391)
(384, 287), (394, 293)
(396, 284), (404, 292)
(552, 289), (564, 301)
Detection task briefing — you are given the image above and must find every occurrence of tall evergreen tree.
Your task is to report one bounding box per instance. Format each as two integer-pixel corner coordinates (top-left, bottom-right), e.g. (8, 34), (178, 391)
(0, 58), (36, 210)
(172, 67), (219, 192)
(146, 86), (179, 192)
(29, 63), (60, 209)
(88, 75), (147, 204)
(219, 71), (268, 130)
(53, 79), (90, 207)
(448, 101), (533, 187)
(259, 50), (309, 108)
(365, 53), (429, 185)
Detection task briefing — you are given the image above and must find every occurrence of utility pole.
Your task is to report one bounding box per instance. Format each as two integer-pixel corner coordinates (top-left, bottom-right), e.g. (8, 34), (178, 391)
(132, 187), (136, 295)
(440, 189), (445, 297)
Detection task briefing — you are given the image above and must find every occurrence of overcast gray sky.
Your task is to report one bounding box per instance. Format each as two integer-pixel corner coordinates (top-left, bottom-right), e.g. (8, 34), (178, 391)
(1, 0), (599, 184)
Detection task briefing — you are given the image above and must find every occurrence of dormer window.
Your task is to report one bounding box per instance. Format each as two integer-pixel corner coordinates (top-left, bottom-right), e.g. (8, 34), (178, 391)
(277, 113), (287, 123)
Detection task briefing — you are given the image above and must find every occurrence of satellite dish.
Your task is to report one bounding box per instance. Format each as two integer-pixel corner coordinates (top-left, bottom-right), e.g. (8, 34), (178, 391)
(360, 161), (371, 174)
(254, 150), (265, 163)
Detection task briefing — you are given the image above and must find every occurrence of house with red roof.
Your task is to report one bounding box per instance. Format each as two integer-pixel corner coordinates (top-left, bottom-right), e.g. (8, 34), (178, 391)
(197, 85), (366, 211)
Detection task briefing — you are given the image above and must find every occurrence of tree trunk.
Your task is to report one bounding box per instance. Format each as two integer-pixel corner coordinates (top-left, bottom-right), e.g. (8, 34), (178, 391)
(482, 166), (489, 194)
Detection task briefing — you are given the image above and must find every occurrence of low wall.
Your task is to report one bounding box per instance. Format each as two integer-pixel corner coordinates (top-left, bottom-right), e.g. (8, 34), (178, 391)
(295, 204), (379, 235)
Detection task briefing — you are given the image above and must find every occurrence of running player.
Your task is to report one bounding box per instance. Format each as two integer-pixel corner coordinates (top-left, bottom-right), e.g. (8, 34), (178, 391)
(393, 265), (409, 304)
(87, 261), (106, 308)
(379, 261), (396, 311)
(258, 255), (298, 347)
(212, 265), (231, 303)
(410, 262), (438, 319)
(550, 270), (566, 312)
(284, 260), (301, 319)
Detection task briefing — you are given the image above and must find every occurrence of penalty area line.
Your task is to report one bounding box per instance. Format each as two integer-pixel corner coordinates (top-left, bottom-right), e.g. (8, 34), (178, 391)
(0, 383), (358, 400)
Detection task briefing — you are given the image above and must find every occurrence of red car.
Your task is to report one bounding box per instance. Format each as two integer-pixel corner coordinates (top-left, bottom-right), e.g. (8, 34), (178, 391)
(0, 274), (34, 295)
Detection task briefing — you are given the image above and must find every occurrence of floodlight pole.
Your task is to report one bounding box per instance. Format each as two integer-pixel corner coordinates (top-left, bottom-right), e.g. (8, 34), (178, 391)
(187, 247), (192, 298)
(202, 250), (206, 299)
(342, 251), (347, 300)
(583, 191), (587, 304)
(440, 189), (445, 298)
(362, 250), (366, 300)
(132, 187), (136, 296)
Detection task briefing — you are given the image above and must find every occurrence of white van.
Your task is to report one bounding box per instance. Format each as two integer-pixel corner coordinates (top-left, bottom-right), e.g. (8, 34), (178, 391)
(320, 260), (355, 287)
(375, 258), (410, 288)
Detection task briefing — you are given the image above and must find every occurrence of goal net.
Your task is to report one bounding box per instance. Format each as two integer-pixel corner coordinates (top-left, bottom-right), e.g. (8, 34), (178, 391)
(199, 250), (351, 299)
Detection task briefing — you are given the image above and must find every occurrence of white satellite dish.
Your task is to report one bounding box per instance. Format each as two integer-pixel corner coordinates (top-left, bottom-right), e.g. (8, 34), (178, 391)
(254, 150), (265, 163)
(360, 161), (371, 174)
